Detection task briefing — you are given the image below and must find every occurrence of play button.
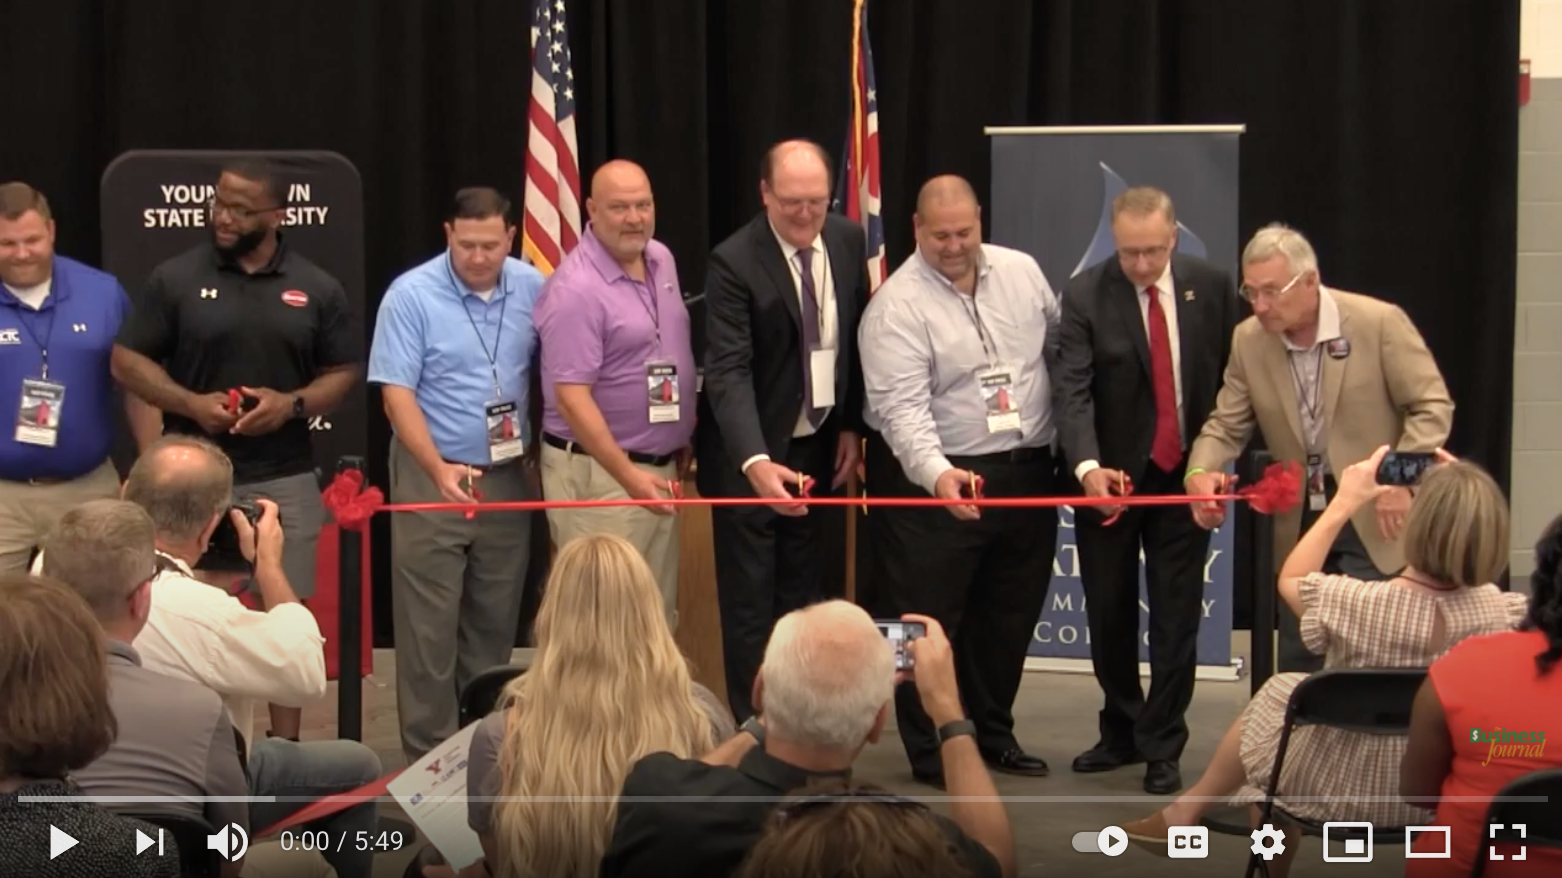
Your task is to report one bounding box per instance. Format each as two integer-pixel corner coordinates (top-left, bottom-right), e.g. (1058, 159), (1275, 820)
(1097, 825), (1128, 857)
(49, 825), (78, 860)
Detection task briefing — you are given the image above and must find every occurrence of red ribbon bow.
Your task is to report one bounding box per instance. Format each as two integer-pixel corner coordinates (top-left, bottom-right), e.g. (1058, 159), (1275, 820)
(1238, 460), (1303, 514)
(320, 470), (385, 531)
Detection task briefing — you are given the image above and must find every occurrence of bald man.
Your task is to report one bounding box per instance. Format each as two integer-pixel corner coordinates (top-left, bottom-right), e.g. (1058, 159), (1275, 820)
(859, 175), (1061, 786)
(534, 161), (694, 622)
(695, 140), (869, 721)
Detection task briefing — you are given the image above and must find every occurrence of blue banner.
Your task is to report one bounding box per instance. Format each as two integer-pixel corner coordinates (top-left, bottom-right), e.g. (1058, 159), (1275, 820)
(986, 126), (1243, 668)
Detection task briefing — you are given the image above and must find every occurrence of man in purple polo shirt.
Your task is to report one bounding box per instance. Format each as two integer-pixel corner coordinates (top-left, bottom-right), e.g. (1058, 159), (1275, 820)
(535, 160), (695, 624)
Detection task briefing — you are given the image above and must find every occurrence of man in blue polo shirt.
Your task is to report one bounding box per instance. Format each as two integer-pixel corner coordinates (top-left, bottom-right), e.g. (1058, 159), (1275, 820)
(368, 187), (544, 761)
(0, 182), (161, 573)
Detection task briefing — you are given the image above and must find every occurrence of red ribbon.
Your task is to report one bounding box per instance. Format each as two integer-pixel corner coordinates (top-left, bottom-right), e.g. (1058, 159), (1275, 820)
(319, 461), (1302, 529)
(256, 769), (404, 837)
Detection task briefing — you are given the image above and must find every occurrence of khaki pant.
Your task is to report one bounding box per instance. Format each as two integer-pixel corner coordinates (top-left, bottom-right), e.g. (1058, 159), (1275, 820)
(0, 459), (121, 574)
(539, 443), (679, 629)
(389, 438), (535, 762)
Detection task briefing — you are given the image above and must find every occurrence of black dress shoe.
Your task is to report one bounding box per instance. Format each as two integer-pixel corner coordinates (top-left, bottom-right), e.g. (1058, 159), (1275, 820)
(1144, 760), (1182, 795)
(1071, 745), (1144, 773)
(912, 769), (946, 791)
(982, 747), (1049, 777)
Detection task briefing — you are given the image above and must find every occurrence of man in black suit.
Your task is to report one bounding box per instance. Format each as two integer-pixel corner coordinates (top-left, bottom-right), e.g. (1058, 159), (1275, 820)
(1053, 187), (1242, 795)
(695, 139), (868, 721)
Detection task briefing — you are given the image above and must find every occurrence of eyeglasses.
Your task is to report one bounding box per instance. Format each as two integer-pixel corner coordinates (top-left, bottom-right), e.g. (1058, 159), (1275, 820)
(207, 197), (281, 222)
(776, 196), (830, 212)
(1118, 244), (1170, 261)
(1239, 271), (1306, 303)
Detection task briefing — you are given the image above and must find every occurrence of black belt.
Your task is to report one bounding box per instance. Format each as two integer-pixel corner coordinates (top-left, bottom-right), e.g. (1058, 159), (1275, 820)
(542, 432), (676, 467)
(947, 445), (1054, 466)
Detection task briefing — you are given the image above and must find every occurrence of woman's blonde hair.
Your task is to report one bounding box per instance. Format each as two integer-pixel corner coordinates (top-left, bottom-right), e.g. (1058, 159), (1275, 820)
(490, 534), (717, 878)
(1402, 460), (1509, 588)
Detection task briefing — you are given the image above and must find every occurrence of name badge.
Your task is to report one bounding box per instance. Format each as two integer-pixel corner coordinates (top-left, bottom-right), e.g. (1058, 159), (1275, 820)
(977, 366), (1022, 434)
(15, 378), (64, 447)
(1306, 453), (1327, 512)
(484, 400), (523, 464)
(647, 361), (680, 424)
(810, 349), (837, 408)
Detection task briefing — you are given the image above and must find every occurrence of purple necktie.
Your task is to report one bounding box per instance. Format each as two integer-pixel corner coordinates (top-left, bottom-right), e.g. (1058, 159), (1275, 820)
(796, 248), (826, 429)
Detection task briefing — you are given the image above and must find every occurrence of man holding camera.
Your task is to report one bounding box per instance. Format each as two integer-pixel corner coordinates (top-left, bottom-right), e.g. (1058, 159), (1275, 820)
(110, 159), (361, 738)
(120, 434), (382, 878)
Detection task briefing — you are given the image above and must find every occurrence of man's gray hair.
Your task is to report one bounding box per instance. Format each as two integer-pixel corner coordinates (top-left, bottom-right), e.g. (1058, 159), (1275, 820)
(757, 601), (895, 751)
(123, 434), (234, 543)
(40, 499), (157, 621)
(1242, 223), (1320, 278)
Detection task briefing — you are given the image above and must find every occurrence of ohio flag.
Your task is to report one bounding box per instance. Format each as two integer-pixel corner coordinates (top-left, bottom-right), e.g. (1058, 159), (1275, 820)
(840, 0), (886, 292)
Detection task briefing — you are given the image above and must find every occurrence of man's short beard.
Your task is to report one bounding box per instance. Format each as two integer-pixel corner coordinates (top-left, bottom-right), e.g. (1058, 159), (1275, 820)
(215, 226), (270, 260)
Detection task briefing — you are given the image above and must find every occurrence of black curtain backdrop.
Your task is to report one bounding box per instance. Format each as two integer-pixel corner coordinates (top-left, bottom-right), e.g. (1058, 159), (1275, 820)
(1, 0), (1518, 639)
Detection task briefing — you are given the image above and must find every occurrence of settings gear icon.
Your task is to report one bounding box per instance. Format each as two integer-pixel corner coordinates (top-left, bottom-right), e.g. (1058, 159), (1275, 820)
(1250, 823), (1287, 859)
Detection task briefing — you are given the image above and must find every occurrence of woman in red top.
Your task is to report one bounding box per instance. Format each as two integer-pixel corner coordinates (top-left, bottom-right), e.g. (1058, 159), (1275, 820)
(1400, 514), (1562, 877)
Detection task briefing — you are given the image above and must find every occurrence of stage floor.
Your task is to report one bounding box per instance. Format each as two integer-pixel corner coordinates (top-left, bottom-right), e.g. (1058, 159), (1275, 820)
(303, 632), (1408, 877)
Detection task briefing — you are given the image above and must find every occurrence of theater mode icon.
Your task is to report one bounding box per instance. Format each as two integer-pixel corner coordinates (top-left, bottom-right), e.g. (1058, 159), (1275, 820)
(1168, 825), (1209, 858)
(1405, 826), (1452, 859)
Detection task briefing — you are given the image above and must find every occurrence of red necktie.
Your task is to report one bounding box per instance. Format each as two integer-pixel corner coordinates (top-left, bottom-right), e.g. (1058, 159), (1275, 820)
(1146, 286), (1181, 471)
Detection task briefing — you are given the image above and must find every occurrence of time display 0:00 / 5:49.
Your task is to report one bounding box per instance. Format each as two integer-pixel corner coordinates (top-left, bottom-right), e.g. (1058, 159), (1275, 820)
(279, 830), (407, 853)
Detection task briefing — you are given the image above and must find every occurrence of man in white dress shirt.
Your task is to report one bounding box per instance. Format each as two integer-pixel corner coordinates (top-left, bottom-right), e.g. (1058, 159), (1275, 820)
(859, 175), (1060, 788)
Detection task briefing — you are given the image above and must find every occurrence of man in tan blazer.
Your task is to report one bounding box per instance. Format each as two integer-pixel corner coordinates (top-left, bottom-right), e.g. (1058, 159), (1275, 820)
(1185, 224), (1452, 671)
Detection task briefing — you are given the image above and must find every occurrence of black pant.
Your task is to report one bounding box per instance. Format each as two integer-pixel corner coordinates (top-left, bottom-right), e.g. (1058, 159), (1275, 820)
(866, 434), (1061, 776)
(712, 428), (840, 721)
(1280, 475), (1391, 672)
(1075, 461), (1211, 763)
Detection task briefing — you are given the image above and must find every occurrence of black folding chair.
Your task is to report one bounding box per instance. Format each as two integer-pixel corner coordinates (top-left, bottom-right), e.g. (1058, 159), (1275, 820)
(1469, 768), (1562, 877)
(458, 663), (529, 726)
(118, 809), (220, 878)
(1217, 668), (1428, 878)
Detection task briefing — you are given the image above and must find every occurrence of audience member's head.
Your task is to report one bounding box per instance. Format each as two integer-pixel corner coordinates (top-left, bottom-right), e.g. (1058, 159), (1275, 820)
(754, 600), (895, 759)
(40, 500), (159, 644)
(734, 781), (974, 878)
(1524, 513), (1562, 674)
(0, 575), (117, 785)
(492, 534), (717, 878)
(122, 434), (234, 559)
(1401, 459), (1509, 589)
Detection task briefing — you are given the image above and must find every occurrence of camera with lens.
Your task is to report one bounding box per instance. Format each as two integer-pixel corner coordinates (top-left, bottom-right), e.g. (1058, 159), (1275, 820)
(199, 500), (267, 573)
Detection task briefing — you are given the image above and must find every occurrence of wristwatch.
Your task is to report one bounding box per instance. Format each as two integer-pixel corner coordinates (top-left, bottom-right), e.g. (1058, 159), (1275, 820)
(740, 715), (766, 745)
(291, 395), (305, 420)
(936, 719), (977, 745)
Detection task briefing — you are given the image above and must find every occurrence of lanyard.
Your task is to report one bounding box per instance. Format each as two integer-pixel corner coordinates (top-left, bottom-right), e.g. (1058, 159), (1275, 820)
(449, 257), (507, 398)
(632, 264), (662, 352)
(786, 246), (830, 338)
(14, 304), (57, 381)
(958, 293), (999, 365)
(1287, 346), (1324, 425)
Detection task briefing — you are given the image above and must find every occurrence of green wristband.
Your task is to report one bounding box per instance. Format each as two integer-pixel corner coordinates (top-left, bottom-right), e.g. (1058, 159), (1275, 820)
(1183, 467), (1207, 484)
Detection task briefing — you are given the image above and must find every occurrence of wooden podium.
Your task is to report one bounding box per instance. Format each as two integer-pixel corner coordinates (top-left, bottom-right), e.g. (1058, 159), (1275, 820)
(673, 479), (727, 702)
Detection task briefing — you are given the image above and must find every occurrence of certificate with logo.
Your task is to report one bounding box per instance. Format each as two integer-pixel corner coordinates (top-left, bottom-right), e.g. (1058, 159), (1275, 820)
(387, 721), (484, 869)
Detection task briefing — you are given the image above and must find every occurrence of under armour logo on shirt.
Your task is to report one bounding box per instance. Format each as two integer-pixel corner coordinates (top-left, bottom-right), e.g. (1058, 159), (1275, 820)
(72, 323), (87, 333)
(200, 288), (218, 299)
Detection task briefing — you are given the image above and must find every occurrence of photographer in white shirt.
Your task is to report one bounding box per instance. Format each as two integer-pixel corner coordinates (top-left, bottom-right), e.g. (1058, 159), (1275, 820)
(121, 435), (383, 878)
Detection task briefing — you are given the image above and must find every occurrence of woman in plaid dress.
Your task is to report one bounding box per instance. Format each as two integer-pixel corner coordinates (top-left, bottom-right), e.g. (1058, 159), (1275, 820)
(1122, 447), (1527, 876)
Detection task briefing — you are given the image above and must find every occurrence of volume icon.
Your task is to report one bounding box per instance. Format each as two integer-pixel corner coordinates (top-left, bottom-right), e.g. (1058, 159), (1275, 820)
(207, 824), (249, 861)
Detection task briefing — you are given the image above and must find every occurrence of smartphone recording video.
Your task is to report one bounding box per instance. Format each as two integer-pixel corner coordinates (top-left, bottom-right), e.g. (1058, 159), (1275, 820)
(1376, 451), (1436, 487)
(875, 620), (927, 670)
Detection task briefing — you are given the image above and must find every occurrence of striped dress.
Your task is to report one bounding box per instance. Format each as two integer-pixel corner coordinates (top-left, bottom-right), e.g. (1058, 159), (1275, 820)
(1230, 573), (1529, 826)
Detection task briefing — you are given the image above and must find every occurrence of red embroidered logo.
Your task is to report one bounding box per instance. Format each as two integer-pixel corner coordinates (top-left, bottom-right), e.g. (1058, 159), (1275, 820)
(281, 290), (309, 307)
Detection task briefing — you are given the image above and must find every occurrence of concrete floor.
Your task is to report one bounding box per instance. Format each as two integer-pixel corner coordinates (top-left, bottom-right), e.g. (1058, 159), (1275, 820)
(312, 634), (1409, 878)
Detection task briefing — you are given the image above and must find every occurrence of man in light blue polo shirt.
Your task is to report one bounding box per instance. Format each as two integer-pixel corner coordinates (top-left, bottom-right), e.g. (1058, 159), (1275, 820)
(368, 187), (544, 760)
(0, 182), (162, 573)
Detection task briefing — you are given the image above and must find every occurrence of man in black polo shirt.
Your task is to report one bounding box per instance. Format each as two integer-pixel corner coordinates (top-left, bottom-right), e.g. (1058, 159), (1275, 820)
(600, 602), (1014, 878)
(111, 158), (360, 740)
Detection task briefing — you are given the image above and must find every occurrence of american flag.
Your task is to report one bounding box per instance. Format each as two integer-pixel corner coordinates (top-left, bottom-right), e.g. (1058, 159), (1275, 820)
(521, 0), (582, 276)
(841, 0), (886, 292)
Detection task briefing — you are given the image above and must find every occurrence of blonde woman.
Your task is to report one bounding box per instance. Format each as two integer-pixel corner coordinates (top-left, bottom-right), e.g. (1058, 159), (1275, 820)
(463, 534), (733, 878)
(1122, 446), (1528, 878)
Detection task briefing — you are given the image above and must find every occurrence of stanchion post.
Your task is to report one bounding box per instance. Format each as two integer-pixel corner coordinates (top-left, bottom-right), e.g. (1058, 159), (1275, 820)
(335, 455), (365, 741)
(1248, 450), (1276, 696)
